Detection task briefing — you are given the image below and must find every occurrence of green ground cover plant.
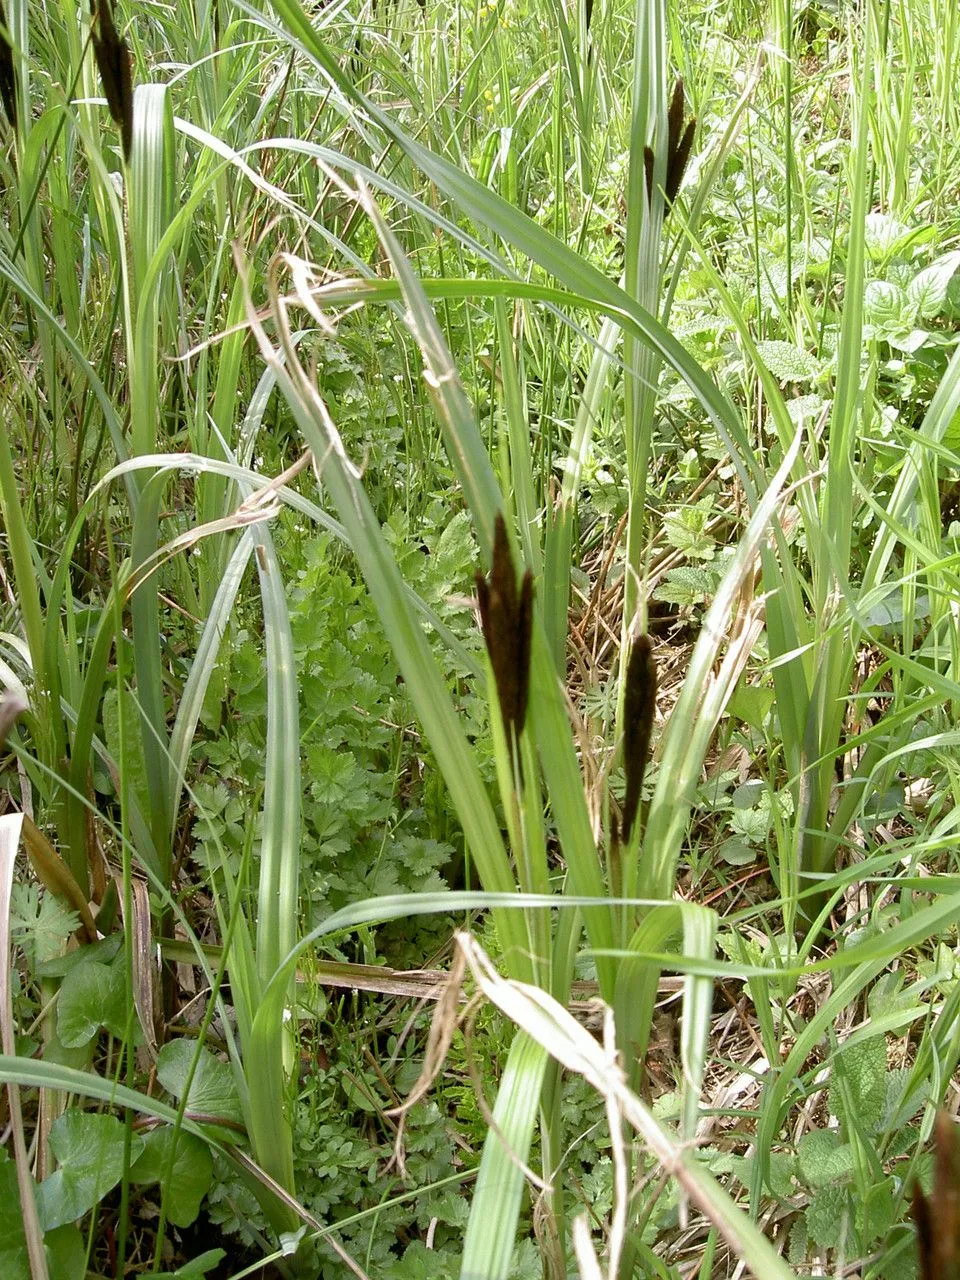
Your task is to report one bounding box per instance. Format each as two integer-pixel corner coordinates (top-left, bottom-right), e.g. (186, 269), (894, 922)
(3, 0), (960, 1276)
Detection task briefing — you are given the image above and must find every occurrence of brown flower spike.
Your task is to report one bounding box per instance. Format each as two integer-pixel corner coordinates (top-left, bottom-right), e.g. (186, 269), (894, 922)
(476, 514), (533, 750)
(913, 1112), (960, 1280)
(621, 633), (657, 843)
(91, 0), (133, 162)
(643, 77), (696, 212)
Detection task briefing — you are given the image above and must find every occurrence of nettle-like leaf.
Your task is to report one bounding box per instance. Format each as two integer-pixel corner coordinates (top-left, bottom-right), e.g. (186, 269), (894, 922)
(728, 781), (793, 848)
(829, 1035), (887, 1134)
(424, 508), (476, 604)
(755, 340), (823, 383)
(797, 1128), (855, 1188)
(57, 957), (129, 1048)
(864, 279), (912, 332)
(886, 328), (930, 355)
(883, 1067), (929, 1133)
(907, 250), (960, 319)
(787, 1217), (808, 1266)
(805, 1180), (848, 1250)
(36, 1111), (143, 1231)
(787, 393), (829, 425)
(130, 1127), (214, 1227)
(864, 212), (917, 260)
(652, 564), (719, 606)
(662, 497), (716, 560)
(156, 1040), (244, 1127)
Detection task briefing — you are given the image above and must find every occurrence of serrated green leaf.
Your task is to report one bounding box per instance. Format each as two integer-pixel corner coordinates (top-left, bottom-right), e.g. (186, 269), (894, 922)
(130, 1127), (213, 1227)
(36, 1111), (142, 1231)
(787, 1215), (807, 1266)
(829, 1035), (887, 1132)
(652, 565), (716, 606)
(9, 883), (80, 967)
(797, 1128), (855, 1188)
(805, 1181), (847, 1249)
(155, 1040), (244, 1126)
(57, 959), (128, 1048)
(767, 1152), (797, 1199)
(755, 340), (822, 382)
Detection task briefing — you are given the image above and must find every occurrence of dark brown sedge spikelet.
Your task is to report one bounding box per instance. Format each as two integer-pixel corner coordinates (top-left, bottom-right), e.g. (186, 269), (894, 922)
(665, 117), (696, 207)
(643, 77), (696, 211)
(0, 0), (16, 131)
(912, 1111), (960, 1280)
(475, 513), (534, 750)
(621, 633), (657, 843)
(643, 145), (655, 202)
(666, 77), (686, 162)
(92, 0), (134, 162)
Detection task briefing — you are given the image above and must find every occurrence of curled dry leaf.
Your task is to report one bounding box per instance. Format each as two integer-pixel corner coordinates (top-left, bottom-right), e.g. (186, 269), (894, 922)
(385, 946), (466, 1176)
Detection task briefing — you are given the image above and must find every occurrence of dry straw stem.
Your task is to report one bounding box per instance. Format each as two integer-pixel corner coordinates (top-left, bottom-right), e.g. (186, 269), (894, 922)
(455, 932), (796, 1280)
